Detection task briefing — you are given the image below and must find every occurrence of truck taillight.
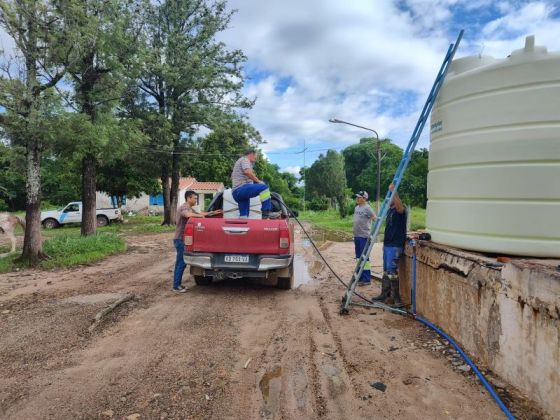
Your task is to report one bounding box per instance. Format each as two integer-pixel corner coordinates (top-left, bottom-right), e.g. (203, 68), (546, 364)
(279, 228), (290, 249)
(184, 224), (194, 246)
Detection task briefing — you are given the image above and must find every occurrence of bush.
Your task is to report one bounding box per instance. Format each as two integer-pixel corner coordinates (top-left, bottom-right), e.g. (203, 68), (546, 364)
(284, 196), (302, 211)
(308, 197), (329, 211)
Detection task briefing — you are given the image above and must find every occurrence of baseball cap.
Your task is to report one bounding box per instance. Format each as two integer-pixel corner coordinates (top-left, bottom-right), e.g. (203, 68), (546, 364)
(355, 191), (368, 199)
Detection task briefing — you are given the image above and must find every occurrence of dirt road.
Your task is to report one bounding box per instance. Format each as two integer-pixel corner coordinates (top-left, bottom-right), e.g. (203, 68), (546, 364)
(0, 230), (537, 419)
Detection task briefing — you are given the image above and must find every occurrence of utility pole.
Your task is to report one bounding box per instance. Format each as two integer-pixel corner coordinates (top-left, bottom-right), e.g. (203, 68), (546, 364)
(302, 139), (307, 211)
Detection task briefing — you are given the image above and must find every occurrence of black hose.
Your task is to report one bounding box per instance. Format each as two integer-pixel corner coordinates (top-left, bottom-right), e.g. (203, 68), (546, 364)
(281, 203), (381, 306)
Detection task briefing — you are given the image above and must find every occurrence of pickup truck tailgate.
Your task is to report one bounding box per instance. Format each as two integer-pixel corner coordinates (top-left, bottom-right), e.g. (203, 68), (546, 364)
(188, 218), (287, 255)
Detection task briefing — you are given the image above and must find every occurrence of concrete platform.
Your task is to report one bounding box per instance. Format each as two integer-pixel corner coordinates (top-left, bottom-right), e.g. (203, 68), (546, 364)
(399, 240), (560, 418)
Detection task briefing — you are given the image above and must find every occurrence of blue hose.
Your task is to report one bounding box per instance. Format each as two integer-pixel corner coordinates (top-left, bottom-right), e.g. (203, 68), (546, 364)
(415, 316), (515, 420)
(410, 239), (417, 314)
(411, 244), (515, 420)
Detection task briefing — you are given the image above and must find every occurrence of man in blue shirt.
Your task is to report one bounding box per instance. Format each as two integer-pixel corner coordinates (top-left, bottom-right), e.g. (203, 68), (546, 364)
(373, 183), (407, 307)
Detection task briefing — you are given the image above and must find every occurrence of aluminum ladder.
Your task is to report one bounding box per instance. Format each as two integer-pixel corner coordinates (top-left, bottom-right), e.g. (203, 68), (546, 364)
(340, 30), (464, 315)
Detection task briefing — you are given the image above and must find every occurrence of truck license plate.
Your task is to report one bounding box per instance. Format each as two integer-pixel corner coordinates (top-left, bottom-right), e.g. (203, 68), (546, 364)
(225, 255), (249, 263)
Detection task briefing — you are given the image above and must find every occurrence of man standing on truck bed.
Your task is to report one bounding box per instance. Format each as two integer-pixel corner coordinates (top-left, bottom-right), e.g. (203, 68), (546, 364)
(231, 148), (279, 219)
(173, 190), (221, 293)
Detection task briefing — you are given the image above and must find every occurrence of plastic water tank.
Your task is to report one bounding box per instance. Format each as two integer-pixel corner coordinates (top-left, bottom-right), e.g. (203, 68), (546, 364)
(427, 36), (560, 257)
(222, 188), (262, 219)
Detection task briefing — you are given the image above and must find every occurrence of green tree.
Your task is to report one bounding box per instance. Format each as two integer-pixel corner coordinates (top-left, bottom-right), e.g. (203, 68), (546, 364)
(0, 0), (71, 263)
(188, 118), (261, 185)
(400, 149), (429, 207)
(0, 142), (25, 210)
(343, 139), (429, 208)
(61, 0), (142, 236)
(306, 150), (347, 217)
(135, 0), (252, 225)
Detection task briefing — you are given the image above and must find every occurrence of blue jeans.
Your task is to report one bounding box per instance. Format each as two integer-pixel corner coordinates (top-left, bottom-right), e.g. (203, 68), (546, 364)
(232, 183), (272, 217)
(354, 237), (371, 283)
(173, 239), (186, 289)
(383, 246), (403, 275)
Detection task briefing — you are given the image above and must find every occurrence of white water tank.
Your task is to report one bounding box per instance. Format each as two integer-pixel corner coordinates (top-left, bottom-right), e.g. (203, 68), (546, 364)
(427, 36), (560, 257)
(222, 188), (262, 219)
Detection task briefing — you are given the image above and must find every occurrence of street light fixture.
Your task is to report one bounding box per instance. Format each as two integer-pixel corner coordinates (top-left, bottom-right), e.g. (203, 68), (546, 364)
(329, 118), (382, 213)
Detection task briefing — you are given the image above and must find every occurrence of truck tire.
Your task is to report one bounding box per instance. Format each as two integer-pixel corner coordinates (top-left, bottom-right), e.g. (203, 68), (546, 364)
(42, 218), (59, 229)
(96, 215), (109, 227)
(194, 275), (212, 286)
(277, 263), (294, 290)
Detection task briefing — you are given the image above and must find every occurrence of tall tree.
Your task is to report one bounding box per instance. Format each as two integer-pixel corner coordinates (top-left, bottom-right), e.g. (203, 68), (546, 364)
(189, 118), (262, 185)
(61, 0), (142, 235)
(343, 139), (429, 208)
(306, 150), (347, 216)
(137, 0), (252, 224)
(0, 0), (70, 263)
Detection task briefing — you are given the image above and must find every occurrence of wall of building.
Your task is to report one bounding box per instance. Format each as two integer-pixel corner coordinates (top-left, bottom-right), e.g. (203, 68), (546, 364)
(399, 241), (560, 418)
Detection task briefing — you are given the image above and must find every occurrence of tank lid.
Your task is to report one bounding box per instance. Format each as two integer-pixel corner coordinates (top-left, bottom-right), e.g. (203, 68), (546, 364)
(510, 35), (548, 57)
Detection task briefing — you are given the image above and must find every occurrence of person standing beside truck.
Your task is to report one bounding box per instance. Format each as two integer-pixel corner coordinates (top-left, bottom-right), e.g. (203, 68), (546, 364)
(353, 191), (376, 286)
(172, 190), (221, 293)
(231, 148), (279, 219)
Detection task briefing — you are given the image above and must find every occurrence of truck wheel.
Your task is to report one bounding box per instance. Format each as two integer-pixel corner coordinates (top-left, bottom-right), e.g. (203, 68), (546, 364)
(277, 263), (294, 290)
(194, 275), (212, 286)
(96, 215), (109, 227)
(42, 218), (59, 229)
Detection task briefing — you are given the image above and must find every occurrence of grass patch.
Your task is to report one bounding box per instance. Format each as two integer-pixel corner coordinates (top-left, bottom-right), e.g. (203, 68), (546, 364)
(41, 233), (126, 269)
(39, 215), (175, 239)
(0, 250), (18, 273)
(0, 233), (126, 273)
(299, 207), (427, 236)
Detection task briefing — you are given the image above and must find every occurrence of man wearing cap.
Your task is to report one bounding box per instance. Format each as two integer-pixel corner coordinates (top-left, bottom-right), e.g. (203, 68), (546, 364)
(353, 191), (376, 285)
(231, 148), (279, 219)
(373, 183), (407, 307)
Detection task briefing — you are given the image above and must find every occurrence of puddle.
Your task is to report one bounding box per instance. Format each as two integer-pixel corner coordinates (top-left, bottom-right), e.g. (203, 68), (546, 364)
(259, 366), (282, 404)
(293, 254), (315, 287)
(309, 227), (353, 243)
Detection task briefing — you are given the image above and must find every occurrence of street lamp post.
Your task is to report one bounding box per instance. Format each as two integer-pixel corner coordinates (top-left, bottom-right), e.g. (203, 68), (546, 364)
(329, 118), (381, 213)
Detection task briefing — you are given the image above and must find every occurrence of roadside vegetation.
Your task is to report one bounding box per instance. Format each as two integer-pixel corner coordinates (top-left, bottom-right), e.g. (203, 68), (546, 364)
(0, 216), (173, 274)
(299, 207), (426, 236)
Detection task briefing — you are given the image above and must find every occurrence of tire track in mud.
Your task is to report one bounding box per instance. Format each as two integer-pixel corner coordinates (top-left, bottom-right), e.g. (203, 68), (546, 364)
(307, 318), (327, 419)
(316, 293), (363, 397)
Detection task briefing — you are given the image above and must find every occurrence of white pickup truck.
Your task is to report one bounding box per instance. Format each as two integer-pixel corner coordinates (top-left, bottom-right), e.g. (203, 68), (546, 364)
(41, 202), (122, 229)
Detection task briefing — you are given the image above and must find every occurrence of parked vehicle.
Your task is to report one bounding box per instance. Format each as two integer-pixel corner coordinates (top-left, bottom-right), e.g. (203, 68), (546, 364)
(41, 202), (122, 229)
(184, 192), (295, 289)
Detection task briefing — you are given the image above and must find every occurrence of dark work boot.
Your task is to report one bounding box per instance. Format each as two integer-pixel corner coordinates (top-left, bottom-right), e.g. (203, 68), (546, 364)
(372, 274), (391, 301)
(389, 276), (405, 308)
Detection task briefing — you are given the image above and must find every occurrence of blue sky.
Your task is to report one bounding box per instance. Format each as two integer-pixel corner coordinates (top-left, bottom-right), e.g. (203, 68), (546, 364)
(218, 0), (560, 176)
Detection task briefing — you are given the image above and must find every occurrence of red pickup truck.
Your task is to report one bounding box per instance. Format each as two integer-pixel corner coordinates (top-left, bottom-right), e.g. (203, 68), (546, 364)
(184, 192), (295, 289)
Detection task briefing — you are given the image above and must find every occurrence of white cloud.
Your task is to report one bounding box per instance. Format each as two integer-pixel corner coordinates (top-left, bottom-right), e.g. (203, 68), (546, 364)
(222, 0), (453, 158)
(217, 0), (560, 170)
(281, 166), (301, 177)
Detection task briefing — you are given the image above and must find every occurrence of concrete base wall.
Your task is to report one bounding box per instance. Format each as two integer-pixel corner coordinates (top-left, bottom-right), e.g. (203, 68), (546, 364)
(399, 241), (560, 418)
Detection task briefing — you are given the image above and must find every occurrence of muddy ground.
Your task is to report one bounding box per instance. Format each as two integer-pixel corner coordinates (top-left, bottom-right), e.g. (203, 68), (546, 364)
(0, 229), (545, 419)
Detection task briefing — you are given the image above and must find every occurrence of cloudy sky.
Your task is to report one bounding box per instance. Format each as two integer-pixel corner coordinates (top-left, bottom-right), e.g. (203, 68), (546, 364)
(1, 1), (559, 177)
(218, 0), (560, 176)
